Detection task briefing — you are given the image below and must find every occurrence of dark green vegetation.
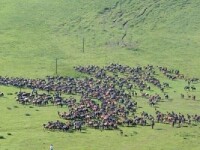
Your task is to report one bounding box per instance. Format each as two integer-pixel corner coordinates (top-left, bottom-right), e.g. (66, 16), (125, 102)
(0, 0), (200, 150)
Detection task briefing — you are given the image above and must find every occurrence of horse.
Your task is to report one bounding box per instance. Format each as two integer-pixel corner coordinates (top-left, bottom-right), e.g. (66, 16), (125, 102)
(120, 129), (123, 136)
(191, 86), (196, 91)
(62, 125), (70, 132)
(164, 93), (169, 99)
(184, 86), (190, 91)
(74, 121), (82, 132)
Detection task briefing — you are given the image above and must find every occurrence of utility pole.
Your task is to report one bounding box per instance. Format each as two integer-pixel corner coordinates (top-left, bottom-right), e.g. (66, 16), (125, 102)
(56, 58), (58, 75)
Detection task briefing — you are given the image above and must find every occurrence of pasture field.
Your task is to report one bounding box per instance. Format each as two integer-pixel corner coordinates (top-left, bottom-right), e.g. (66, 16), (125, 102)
(0, 0), (200, 150)
(0, 76), (200, 150)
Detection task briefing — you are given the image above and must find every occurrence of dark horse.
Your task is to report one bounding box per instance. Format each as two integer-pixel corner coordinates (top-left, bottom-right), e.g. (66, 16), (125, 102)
(74, 121), (83, 132)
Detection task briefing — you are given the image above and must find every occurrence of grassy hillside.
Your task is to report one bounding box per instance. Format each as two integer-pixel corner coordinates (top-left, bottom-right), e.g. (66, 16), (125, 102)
(0, 0), (200, 77)
(0, 0), (200, 150)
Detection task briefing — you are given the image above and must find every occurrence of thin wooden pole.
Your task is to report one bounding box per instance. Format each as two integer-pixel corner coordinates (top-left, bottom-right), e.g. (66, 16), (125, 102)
(56, 58), (58, 75)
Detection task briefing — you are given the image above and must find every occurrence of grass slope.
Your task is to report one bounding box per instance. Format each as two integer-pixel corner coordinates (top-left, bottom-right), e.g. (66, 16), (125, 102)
(0, 0), (200, 150)
(0, 0), (200, 77)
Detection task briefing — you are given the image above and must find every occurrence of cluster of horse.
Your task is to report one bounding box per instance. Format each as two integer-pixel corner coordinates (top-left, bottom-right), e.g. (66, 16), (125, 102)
(15, 91), (78, 107)
(184, 85), (196, 91)
(180, 93), (196, 101)
(156, 111), (200, 127)
(43, 120), (82, 132)
(0, 64), (199, 133)
(0, 64), (198, 99)
(158, 66), (183, 80)
(16, 92), (51, 105)
(57, 95), (138, 130)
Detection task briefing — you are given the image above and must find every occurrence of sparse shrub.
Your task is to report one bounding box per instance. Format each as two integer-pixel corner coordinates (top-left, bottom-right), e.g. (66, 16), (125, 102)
(7, 133), (12, 136)
(0, 135), (5, 139)
(7, 107), (12, 110)
(25, 113), (31, 116)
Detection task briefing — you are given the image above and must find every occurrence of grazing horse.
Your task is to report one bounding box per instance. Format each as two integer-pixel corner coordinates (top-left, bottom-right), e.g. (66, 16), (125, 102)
(120, 129), (123, 136)
(180, 94), (184, 99)
(192, 96), (196, 101)
(62, 125), (70, 132)
(191, 86), (196, 91)
(188, 95), (191, 99)
(163, 116), (173, 124)
(184, 86), (190, 91)
(151, 119), (155, 129)
(164, 93), (169, 99)
(74, 121), (82, 132)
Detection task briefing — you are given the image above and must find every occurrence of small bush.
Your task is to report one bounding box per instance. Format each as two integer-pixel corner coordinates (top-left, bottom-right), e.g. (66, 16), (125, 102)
(7, 133), (12, 136)
(0, 135), (5, 139)
(7, 107), (12, 110)
(25, 113), (31, 116)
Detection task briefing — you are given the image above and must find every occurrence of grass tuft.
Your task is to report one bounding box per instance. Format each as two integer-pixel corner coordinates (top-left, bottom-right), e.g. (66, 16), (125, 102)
(0, 136), (5, 139)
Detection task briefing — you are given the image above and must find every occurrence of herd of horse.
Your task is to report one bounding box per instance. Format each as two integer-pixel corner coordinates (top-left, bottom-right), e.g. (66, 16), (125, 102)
(0, 64), (199, 133)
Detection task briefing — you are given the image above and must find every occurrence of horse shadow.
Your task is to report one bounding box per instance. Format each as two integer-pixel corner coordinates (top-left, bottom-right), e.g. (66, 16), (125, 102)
(80, 131), (87, 134)
(155, 128), (164, 131)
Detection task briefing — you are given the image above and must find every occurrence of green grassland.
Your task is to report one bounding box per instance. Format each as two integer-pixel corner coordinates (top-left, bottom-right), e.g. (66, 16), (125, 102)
(0, 0), (200, 150)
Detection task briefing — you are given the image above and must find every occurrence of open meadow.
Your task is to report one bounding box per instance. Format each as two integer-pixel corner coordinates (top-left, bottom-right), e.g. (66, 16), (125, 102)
(0, 0), (200, 150)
